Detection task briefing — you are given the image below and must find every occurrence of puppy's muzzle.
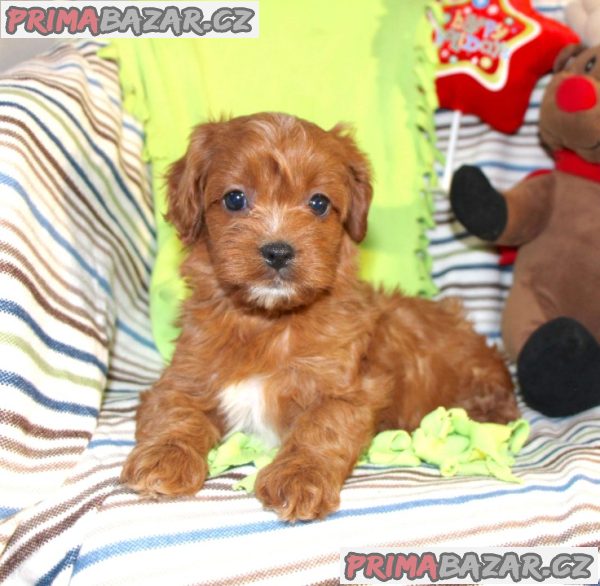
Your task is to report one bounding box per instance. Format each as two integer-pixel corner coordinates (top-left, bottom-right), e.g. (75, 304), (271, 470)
(260, 241), (295, 271)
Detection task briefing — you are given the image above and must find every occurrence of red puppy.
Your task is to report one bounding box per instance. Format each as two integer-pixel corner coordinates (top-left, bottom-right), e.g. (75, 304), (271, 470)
(122, 113), (518, 521)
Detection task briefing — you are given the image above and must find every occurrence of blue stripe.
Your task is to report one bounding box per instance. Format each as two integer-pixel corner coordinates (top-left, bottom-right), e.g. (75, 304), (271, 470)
(74, 40), (107, 52)
(116, 318), (156, 350)
(476, 160), (549, 173)
(0, 64), (105, 98)
(536, 5), (563, 13)
(0, 370), (99, 418)
(107, 94), (121, 109)
(481, 331), (501, 340)
(514, 436), (600, 468)
(331, 475), (600, 517)
(0, 299), (108, 374)
(1, 84), (154, 238)
(429, 233), (470, 246)
(431, 237), (514, 253)
(123, 119), (145, 140)
(88, 439), (134, 448)
(39, 547), (80, 586)
(432, 263), (513, 279)
(47, 63), (105, 88)
(562, 422), (600, 443)
(0, 506), (20, 520)
(0, 101), (152, 275)
(437, 161), (552, 175)
(0, 172), (112, 295)
(73, 518), (287, 573)
(72, 474), (600, 573)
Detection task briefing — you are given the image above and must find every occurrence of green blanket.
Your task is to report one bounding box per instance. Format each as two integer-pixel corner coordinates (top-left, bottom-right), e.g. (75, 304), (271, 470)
(100, 0), (440, 362)
(208, 407), (530, 492)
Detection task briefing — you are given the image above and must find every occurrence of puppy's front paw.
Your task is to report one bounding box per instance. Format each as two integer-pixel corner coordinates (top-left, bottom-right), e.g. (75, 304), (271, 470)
(121, 441), (207, 497)
(255, 454), (341, 522)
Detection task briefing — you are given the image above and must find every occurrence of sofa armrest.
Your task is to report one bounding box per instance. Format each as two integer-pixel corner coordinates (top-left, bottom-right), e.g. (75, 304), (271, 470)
(0, 41), (157, 523)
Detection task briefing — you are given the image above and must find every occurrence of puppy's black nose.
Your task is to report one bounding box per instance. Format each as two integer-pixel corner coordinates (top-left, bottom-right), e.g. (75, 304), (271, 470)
(260, 241), (295, 270)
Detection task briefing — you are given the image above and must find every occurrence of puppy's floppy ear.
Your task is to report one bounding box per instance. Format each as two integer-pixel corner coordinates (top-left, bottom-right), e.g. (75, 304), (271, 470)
(330, 124), (373, 243)
(166, 122), (221, 246)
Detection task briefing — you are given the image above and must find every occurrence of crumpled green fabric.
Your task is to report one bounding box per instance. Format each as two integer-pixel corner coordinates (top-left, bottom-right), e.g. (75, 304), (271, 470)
(99, 0), (440, 363)
(207, 407), (530, 492)
(207, 432), (278, 492)
(410, 407), (530, 482)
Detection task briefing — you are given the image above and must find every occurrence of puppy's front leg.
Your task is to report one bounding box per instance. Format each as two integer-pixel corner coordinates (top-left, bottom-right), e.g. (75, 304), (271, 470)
(255, 397), (374, 522)
(121, 376), (221, 497)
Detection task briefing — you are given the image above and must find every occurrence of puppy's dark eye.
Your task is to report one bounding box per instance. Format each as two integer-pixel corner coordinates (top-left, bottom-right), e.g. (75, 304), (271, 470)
(585, 56), (597, 73)
(223, 190), (247, 212)
(308, 193), (330, 216)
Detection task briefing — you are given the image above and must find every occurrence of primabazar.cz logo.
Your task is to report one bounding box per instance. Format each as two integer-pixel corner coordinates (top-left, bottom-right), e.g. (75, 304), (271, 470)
(0, 1), (258, 38)
(340, 547), (600, 585)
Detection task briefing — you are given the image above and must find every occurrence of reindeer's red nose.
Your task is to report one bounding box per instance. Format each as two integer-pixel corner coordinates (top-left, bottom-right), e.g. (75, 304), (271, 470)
(556, 76), (598, 113)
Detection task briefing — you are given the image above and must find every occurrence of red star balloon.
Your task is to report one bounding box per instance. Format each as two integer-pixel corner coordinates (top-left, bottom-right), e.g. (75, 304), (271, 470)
(434, 0), (579, 134)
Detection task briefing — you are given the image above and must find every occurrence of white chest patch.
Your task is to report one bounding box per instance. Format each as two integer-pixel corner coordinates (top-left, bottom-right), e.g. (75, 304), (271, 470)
(219, 376), (280, 448)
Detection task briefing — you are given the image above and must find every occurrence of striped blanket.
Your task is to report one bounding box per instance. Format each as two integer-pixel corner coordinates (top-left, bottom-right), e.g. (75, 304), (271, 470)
(0, 6), (598, 585)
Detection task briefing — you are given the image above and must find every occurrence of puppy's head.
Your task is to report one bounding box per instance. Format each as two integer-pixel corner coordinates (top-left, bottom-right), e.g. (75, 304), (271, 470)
(167, 113), (372, 312)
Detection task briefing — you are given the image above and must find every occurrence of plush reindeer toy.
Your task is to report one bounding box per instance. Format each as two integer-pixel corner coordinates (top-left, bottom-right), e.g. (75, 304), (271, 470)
(450, 43), (600, 418)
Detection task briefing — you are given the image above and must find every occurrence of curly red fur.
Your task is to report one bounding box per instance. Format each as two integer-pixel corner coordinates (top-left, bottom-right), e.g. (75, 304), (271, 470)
(122, 113), (518, 521)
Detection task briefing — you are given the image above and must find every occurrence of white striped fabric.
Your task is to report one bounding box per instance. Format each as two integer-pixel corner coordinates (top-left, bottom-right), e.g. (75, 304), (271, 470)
(1, 2), (599, 583)
(0, 40), (162, 576)
(432, 79), (552, 343)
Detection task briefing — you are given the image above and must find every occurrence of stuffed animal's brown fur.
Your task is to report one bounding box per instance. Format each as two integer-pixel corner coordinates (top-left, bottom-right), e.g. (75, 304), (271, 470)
(451, 44), (600, 417)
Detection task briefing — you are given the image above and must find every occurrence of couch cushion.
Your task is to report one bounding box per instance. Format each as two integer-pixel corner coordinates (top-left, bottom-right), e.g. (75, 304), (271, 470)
(0, 40), (161, 553)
